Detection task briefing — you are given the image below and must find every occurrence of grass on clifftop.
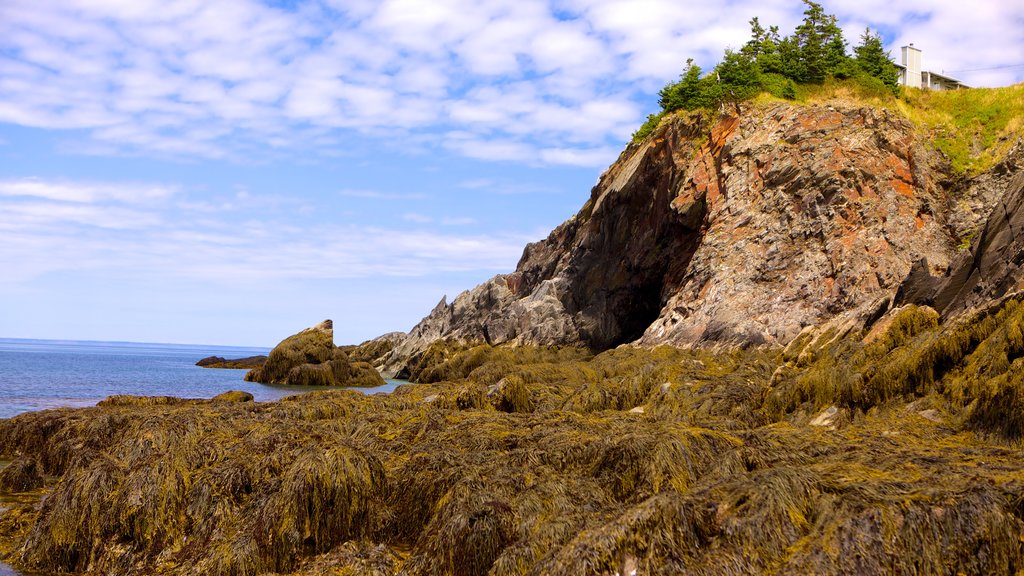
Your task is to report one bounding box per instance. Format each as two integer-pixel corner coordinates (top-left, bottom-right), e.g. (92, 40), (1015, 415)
(633, 80), (1024, 181)
(898, 83), (1024, 175)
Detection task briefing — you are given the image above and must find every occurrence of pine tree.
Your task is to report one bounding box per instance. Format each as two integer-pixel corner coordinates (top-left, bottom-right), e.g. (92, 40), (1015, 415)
(658, 59), (704, 111)
(716, 49), (762, 102)
(791, 0), (849, 83)
(854, 27), (899, 93)
(742, 17), (784, 75)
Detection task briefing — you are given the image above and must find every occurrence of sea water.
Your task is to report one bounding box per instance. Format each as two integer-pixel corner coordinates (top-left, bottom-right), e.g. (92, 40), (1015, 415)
(0, 338), (406, 419)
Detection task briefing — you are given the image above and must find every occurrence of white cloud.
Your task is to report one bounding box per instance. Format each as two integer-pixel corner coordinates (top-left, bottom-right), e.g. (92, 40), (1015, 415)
(0, 178), (176, 203)
(0, 0), (1021, 167)
(457, 178), (563, 195)
(401, 212), (433, 223)
(0, 177), (528, 285)
(338, 189), (427, 200)
(441, 216), (476, 226)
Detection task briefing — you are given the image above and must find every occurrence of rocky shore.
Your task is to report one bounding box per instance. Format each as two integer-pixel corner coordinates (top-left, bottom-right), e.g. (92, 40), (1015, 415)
(2, 90), (1024, 574)
(4, 300), (1024, 574)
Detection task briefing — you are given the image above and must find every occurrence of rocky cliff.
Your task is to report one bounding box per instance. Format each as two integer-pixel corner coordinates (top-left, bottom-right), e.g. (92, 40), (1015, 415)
(384, 101), (1020, 378)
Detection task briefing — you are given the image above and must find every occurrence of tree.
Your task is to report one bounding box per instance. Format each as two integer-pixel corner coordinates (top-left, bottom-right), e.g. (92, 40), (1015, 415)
(716, 49), (762, 102)
(659, 59), (705, 111)
(791, 0), (849, 83)
(742, 17), (784, 75)
(854, 27), (899, 93)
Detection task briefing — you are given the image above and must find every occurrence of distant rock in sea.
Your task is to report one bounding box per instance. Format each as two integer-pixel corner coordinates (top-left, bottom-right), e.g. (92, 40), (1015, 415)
(195, 355), (267, 369)
(244, 320), (385, 387)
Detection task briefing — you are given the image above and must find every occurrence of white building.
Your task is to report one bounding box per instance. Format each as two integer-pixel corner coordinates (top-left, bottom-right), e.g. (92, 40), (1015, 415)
(895, 44), (968, 90)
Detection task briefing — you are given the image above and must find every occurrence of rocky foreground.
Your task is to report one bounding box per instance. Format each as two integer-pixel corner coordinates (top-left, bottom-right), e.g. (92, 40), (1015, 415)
(2, 90), (1024, 574)
(3, 302), (1024, 574)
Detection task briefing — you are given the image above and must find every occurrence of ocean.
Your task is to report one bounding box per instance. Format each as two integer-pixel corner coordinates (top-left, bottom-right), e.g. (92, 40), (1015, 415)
(0, 338), (406, 420)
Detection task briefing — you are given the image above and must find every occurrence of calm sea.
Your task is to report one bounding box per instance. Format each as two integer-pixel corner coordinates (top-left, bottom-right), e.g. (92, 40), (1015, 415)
(0, 338), (405, 420)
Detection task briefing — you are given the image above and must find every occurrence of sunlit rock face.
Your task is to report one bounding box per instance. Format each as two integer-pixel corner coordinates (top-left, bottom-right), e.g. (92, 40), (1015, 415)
(383, 101), (1008, 375)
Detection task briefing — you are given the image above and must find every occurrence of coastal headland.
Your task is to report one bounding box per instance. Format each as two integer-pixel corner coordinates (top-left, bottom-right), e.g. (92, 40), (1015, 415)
(2, 83), (1024, 574)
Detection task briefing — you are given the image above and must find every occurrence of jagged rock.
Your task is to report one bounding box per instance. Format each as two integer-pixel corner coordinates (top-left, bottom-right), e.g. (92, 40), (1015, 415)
(946, 142), (1024, 242)
(383, 102), (963, 376)
(245, 320), (385, 387)
(342, 332), (408, 370)
(896, 172), (1024, 318)
(196, 355), (267, 369)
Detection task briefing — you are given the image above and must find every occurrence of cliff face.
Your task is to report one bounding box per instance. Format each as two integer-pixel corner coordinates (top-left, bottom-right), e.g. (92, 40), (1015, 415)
(384, 101), (1013, 376)
(896, 150), (1024, 318)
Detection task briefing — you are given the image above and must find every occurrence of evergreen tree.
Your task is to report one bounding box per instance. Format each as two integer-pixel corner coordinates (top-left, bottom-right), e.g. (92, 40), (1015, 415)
(716, 49), (762, 102)
(791, 0), (849, 83)
(854, 27), (899, 93)
(649, 2), (895, 121)
(658, 59), (704, 111)
(742, 17), (784, 75)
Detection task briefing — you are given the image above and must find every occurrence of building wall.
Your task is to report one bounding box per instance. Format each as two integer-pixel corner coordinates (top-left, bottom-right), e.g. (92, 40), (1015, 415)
(901, 45), (923, 89)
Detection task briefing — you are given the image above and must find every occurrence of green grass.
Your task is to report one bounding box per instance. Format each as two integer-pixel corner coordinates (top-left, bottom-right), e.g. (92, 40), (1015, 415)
(898, 83), (1024, 175)
(633, 76), (1023, 180)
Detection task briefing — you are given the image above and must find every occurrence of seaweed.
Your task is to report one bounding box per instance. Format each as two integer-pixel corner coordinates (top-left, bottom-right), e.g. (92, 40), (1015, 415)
(6, 300), (1024, 574)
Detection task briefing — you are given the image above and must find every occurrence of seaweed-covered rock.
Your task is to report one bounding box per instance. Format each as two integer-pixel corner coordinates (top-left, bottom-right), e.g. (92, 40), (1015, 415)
(212, 390), (255, 402)
(0, 457), (43, 492)
(245, 320), (385, 387)
(343, 332), (407, 367)
(6, 315), (1024, 574)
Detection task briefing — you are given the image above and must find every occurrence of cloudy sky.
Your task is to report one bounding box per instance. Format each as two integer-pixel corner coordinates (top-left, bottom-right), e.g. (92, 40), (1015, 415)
(1, 0), (1022, 347)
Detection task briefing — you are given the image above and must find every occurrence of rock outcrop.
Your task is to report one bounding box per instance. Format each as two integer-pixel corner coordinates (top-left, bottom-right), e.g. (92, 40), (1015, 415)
(384, 102), (974, 376)
(196, 355), (267, 369)
(245, 320), (385, 387)
(896, 170), (1024, 317)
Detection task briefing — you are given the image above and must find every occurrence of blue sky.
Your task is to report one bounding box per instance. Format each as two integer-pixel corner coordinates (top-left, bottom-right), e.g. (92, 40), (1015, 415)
(1, 0), (1022, 347)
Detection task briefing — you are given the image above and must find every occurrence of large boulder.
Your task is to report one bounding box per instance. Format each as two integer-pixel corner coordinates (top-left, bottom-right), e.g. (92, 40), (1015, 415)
(245, 320), (385, 387)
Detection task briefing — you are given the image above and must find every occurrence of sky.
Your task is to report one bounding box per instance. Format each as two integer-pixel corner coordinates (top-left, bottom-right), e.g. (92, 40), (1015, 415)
(1, 0), (1023, 347)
